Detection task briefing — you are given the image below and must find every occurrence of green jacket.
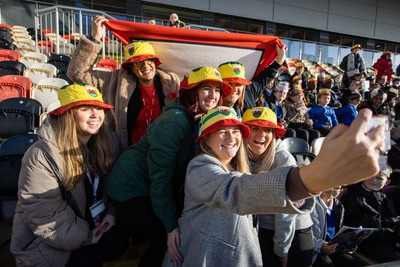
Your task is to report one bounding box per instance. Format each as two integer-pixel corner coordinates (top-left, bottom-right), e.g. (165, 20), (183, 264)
(105, 102), (196, 232)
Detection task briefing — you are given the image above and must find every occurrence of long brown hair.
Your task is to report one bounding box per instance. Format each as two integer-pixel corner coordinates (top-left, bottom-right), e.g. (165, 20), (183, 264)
(245, 130), (276, 174)
(55, 109), (115, 190)
(198, 132), (250, 173)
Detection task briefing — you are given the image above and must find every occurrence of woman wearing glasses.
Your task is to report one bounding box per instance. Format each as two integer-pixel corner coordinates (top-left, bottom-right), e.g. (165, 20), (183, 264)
(68, 15), (180, 149)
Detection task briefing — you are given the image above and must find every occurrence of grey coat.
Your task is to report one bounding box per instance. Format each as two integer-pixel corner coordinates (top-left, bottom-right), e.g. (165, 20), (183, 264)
(162, 154), (315, 267)
(11, 118), (91, 267)
(258, 140), (314, 257)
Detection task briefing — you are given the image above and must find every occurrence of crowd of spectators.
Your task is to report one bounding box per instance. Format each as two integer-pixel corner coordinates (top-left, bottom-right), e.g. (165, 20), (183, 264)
(7, 14), (400, 267)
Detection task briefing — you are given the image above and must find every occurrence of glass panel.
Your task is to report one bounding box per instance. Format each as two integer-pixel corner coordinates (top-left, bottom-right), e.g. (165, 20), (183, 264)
(277, 27), (290, 38)
(341, 37), (353, 47)
(305, 31), (317, 42)
(393, 54), (400, 72)
(249, 23), (263, 34)
(321, 45), (339, 65)
(232, 21), (247, 32)
(216, 18), (231, 29)
(288, 40), (301, 59)
(353, 38), (366, 48)
(290, 29), (304, 40)
(375, 41), (385, 52)
(386, 43), (396, 52)
(302, 42), (318, 62)
(362, 50), (374, 68)
(329, 34), (341, 45)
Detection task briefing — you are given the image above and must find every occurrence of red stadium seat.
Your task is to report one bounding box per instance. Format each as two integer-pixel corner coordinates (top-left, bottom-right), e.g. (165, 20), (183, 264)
(0, 50), (20, 62)
(97, 58), (119, 71)
(0, 75), (32, 101)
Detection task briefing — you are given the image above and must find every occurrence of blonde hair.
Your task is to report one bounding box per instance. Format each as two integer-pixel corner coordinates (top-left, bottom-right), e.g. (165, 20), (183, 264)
(246, 130), (276, 174)
(55, 109), (115, 190)
(198, 134), (250, 173)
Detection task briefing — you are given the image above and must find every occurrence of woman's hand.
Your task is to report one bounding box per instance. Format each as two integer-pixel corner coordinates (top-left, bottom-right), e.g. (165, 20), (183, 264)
(321, 241), (337, 255)
(91, 15), (109, 42)
(99, 214), (116, 234)
(275, 44), (287, 65)
(300, 108), (383, 194)
(167, 227), (183, 265)
(90, 224), (104, 245)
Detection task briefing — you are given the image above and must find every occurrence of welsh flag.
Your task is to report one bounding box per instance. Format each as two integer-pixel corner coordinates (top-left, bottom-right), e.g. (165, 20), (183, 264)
(104, 20), (283, 80)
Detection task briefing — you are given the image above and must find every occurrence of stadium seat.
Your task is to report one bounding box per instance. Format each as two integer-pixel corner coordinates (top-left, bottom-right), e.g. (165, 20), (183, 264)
(48, 53), (70, 74)
(0, 109), (33, 139)
(23, 62), (57, 85)
(0, 60), (26, 76)
(0, 134), (38, 209)
(0, 50), (20, 62)
(37, 40), (54, 56)
(0, 24), (12, 29)
(0, 133), (38, 156)
(93, 66), (112, 72)
(0, 39), (16, 50)
(57, 42), (75, 56)
(97, 58), (118, 71)
(31, 77), (68, 111)
(0, 75), (32, 101)
(19, 51), (48, 68)
(310, 137), (325, 156)
(106, 39), (120, 54)
(281, 137), (310, 154)
(0, 97), (43, 127)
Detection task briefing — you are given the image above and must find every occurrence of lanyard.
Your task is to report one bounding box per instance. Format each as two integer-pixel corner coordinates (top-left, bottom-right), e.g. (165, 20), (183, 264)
(86, 172), (99, 200)
(142, 87), (156, 126)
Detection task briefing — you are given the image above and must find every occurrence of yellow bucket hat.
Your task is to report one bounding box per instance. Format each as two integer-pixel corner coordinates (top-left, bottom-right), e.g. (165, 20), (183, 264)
(318, 88), (332, 95)
(242, 107), (286, 139)
(217, 62), (252, 85)
(351, 44), (362, 50)
(179, 66), (232, 97)
(196, 106), (249, 142)
(49, 83), (113, 116)
(121, 40), (161, 69)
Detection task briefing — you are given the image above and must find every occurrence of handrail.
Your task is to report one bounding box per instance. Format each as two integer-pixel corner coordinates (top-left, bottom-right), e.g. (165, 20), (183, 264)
(34, 5), (115, 19)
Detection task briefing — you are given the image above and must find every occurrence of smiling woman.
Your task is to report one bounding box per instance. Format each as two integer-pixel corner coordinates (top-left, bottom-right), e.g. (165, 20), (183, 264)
(10, 84), (129, 267)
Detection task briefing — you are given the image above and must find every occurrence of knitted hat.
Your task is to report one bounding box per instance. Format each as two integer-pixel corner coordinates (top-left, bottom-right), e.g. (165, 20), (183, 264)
(197, 106), (250, 142)
(179, 66), (232, 97)
(49, 83), (113, 116)
(275, 81), (289, 92)
(351, 44), (362, 50)
(242, 107), (286, 139)
(121, 40), (161, 69)
(318, 88), (331, 95)
(218, 62), (252, 85)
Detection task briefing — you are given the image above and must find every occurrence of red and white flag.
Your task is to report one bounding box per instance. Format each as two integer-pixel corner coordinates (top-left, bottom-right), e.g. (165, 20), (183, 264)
(105, 20), (284, 80)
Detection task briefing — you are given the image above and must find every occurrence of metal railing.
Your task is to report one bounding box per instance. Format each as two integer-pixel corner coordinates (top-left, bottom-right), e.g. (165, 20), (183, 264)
(33, 4), (399, 71)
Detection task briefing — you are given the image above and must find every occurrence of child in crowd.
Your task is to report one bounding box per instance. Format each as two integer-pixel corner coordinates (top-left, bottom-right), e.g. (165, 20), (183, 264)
(358, 89), (388, 116)
(264, 81), (289, 126)
(308, 89), (338, 136)
(305, 75), (318, 106)
(331, 74), (345, 99)
(335, 91), (362, 126)
(311, 187), (362, 267)
(243, 107), (314, 267)
(340, 167), (400, 263)
(284, 87), (320, 144)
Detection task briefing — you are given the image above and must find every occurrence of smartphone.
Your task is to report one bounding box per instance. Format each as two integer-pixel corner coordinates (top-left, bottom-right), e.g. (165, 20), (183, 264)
(366, 115), (391, 153)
